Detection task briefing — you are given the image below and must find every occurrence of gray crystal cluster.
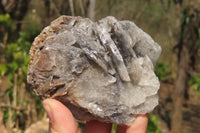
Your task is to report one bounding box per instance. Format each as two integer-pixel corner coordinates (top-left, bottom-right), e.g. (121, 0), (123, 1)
(27, 16), (161, 125)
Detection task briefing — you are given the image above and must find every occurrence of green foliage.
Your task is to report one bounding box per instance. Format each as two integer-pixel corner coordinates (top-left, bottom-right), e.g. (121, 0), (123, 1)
(3, 108), (9, 123)
(5, 88), (13, 102)
(17, 32), (33, 53)
(0, 12), (44, 129)
(189, 76), (200, 98)
(147, 114), (162, 133)
(112, 124), (117, 132)
(0, 64), (7, 76)
(0, 13), (12, 28)
(3, 31), (31, 79)
(8, 73), (14, 85)
(22, 101), (28, 106)
(7, 61), (19, 73)
(155, 62), (171, 80)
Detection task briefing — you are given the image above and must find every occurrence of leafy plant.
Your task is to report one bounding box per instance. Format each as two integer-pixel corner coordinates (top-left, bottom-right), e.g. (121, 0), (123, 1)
(189, 76), (200, 98)
(5, 88), (14, 102)
(2, 31), (31, 81)
(155, 62), (171, 80)
(0, 64), (7, 76)
(147, 114), (162, 133)
(3, 108), (9, 123)
(0, 13), (12, 28)
(0, 13), (43, 130)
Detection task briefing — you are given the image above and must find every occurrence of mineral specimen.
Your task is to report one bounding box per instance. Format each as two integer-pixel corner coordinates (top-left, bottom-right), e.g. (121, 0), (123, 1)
(27, 16), (162, 125)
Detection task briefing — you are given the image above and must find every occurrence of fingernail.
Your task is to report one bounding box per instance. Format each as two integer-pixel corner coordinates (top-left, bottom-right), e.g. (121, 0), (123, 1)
(43, 100), (53, 120)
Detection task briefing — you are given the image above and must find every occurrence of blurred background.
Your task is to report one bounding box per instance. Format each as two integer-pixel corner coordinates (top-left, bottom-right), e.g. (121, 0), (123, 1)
(0, 0), (200, 133)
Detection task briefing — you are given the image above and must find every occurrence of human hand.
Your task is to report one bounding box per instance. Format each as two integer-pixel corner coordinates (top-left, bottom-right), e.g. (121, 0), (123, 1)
(43, 99), (148, 133)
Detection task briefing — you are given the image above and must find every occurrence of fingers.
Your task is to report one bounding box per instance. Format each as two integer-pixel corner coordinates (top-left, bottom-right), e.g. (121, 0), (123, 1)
(43, 99), (78, 133)
(43, 98), (148, 133)
(117, 114), (148, 133)
(84, 120), (112, 133)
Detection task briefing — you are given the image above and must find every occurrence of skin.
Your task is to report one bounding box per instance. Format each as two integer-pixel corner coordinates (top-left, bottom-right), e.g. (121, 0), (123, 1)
(43, 99), (148, 133)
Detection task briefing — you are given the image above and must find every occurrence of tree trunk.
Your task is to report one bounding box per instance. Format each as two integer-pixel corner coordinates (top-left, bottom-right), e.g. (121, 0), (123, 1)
(79, 0), (85, 16)
(170, 2), (182, 132)
(89, 0), (95, 21)
(69, 0), (75, 16)
(171, 1), (200, 132)
(171, 46), (189, 133)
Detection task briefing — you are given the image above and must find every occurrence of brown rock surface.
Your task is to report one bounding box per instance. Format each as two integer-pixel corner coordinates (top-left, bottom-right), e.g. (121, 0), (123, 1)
(27, 16), (161, 125)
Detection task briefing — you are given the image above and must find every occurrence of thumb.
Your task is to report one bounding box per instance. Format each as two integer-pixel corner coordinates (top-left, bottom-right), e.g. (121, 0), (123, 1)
(43, 99), (78, 133)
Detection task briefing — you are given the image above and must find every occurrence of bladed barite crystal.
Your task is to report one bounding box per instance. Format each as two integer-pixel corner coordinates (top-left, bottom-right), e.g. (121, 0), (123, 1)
(27, 16), (161, 125)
